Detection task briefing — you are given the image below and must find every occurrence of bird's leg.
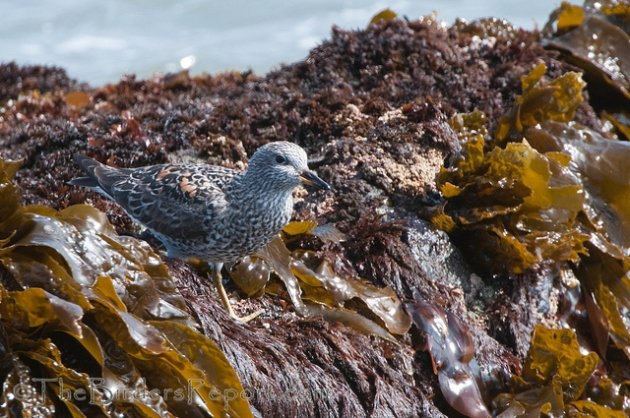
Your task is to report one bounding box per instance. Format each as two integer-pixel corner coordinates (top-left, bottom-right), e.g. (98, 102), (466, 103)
(211, 267), (261, 323)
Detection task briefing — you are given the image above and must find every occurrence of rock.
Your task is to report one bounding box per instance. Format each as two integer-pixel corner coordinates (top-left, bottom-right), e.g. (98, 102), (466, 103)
(0, 16), (606, 418)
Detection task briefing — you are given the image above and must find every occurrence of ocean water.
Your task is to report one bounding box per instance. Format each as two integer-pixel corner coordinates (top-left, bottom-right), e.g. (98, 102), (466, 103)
(1, 0), (557, 86)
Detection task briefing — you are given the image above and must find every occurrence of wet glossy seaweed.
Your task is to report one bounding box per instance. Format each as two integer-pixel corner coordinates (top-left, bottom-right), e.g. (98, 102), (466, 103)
(0, 160), (253, 417)
(435, 61), (630, 415)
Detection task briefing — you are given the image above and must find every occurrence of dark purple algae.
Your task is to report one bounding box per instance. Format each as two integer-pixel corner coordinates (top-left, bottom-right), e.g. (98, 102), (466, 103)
(1, 3), (629, 416)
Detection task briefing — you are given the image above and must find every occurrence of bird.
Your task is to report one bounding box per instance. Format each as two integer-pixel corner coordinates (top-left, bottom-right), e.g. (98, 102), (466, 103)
(69, 141), (330, 321)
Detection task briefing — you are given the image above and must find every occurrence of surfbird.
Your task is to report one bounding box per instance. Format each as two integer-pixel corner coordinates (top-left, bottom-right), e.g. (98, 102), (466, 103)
(70, 141), (330, 321)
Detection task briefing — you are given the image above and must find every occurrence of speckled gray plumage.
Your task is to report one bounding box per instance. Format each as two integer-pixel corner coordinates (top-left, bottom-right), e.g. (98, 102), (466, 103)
(70, 141), (329, 265)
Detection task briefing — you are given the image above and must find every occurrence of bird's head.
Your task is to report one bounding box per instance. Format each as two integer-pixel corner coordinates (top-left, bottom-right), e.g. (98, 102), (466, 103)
(247, 141), (330, 192)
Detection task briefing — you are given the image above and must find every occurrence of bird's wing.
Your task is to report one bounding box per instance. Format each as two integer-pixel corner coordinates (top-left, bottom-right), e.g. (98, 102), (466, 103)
(80, 159), (238, 241)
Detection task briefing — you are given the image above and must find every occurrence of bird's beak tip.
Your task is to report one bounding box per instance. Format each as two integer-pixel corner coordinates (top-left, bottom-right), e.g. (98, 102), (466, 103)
(299, 170), (331, 191)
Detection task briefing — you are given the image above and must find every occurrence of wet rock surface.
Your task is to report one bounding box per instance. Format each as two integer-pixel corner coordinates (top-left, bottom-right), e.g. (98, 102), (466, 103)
(0, 16), (609, 417)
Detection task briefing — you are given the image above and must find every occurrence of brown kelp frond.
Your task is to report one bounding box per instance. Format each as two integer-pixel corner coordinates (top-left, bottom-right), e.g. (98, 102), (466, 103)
(0, 160), (253, 418)
(435, 62), (630, 416)
(230, 221), (411, 342)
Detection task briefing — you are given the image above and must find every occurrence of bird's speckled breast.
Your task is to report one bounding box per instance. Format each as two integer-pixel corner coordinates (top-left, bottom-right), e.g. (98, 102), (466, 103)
(161, 190), (293, 264)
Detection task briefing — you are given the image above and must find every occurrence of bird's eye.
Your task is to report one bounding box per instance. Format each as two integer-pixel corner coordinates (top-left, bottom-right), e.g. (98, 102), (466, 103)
(275, 155), (287, 164)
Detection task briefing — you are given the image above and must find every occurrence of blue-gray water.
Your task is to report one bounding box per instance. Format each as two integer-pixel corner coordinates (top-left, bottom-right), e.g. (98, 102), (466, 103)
(2, 0), (557, 86)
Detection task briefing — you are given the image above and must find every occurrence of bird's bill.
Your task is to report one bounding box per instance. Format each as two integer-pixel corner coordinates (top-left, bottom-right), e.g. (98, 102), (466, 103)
(299, 170), (330, 191)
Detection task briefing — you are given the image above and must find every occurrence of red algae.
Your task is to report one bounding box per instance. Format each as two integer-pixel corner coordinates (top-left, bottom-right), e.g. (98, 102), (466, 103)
(1, 6), (626, 416)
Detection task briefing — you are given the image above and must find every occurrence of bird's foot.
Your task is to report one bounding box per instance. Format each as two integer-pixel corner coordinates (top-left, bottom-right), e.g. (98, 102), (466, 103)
(211, 269), (262, 323)
(228, 307), (262, 323)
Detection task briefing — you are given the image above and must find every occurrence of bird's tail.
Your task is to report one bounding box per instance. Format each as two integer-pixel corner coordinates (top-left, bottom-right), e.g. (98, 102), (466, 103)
(68, 154), (102, 188)
(68, 154), (131, 198)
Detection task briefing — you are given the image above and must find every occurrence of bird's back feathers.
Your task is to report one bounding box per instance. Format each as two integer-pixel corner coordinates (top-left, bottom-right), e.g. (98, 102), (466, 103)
(68, 142), (318, 264)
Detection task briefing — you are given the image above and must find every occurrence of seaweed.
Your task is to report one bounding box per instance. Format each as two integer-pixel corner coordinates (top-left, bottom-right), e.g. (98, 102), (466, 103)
(0, 7), (623, 415)
(406, 299), (490, 418)
(524, 119), (630, 367)
(230, 221), (411, 341)
(436, 117), (588, 273)
(436, 62), (630, 416)
(525, 121), (630, 251)
(493, 325), (626, 417)
(496, 63), (586, 143)
(544, 0), (630, 136)
(0, 160), (253, 417)
(369, 9), (397, 25)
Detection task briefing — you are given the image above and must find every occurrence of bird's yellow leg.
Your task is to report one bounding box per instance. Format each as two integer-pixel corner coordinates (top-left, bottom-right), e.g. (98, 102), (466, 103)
(211, 269), (261, 322)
